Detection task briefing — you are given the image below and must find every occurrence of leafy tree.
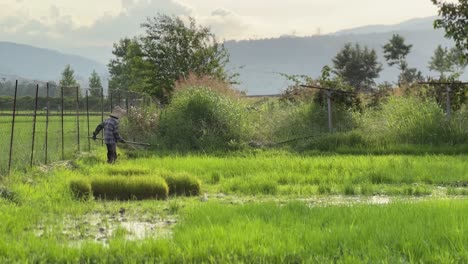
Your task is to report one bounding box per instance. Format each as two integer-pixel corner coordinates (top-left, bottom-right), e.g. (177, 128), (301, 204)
(109, 14), (231, 102)
(59, 65), (79, 97)
(449, 46), (468, 77)
(332, 43), (383, 90)
(88, 70), (103, 97)
(108, 38), (152, 93)
(429, 45), (453, 78)
(140, 14), (230, 101)
(383, 34), (412, 71)
(383, 34), (421, 84)
(432, 0), (468, 60)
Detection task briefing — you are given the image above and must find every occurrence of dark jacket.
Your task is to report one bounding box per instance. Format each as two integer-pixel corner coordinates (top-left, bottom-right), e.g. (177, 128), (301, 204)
(93, 116), (123, 144)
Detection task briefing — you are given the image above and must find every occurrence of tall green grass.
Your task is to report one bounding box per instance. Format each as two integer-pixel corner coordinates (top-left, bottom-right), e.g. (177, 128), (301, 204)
(171, 201), (468, 263)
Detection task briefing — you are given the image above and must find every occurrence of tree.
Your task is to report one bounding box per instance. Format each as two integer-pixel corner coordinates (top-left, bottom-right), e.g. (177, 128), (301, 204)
(88, 70), (103, 97)
(59, 65), (79, 97)
(449, 46), (468, 77)
(141, 14), (230, 101)
(332, 43), (383, 90)
(432, 0), (468, 60)
(383, 34), (421, 84)
(383, 34), (412, 71)
(429, 45), (454, 78)
(108, 14), (232, 102)
(108, 38), (152, 93)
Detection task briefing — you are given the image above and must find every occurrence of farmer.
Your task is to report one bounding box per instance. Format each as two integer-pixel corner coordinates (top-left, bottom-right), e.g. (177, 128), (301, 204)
(92, 106), (127, 164)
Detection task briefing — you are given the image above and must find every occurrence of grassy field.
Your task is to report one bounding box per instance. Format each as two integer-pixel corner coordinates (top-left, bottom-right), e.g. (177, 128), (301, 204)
(0, 114), (103, 175)
(0, 150), (466, 262)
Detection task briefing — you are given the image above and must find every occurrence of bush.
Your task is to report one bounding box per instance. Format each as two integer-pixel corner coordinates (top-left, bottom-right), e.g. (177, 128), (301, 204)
(91, 177), (168, 200)
(359, 97), (467, 144)
(69, 180), (92, 199)
(159, 87), (245, 150)
(120, 104), (159, 144)
(273, 102), (356, 143)
(163, 173), (202, 196)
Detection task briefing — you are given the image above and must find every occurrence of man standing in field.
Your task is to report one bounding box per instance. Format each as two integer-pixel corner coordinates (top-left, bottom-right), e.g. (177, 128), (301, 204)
(92, 106), (127, 164)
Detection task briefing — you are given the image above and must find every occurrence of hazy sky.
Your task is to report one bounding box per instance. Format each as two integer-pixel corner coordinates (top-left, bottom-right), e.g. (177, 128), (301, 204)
(0, 0), (448, 61)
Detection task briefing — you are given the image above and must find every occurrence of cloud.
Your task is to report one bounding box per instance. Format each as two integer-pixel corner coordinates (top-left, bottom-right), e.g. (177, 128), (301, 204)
(199, 8), (251, 40)
(0, 0), (194, 61)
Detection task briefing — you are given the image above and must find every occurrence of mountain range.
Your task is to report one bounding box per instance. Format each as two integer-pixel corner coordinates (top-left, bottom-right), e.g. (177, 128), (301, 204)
(0, 16), (465, 95)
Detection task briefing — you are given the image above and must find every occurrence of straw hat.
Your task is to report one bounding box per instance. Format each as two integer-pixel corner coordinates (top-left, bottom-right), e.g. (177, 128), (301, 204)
(110, 106), (127, 119)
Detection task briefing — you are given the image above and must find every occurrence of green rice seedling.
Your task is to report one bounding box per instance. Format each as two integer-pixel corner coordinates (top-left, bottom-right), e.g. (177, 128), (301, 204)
(69, 179), (91, 200)
(447, 187), (468, 196)
(359, 183), (374, 195)
(318, 184), (331, 195)
(91, 177), (168, 200)
(106, 167), (150, 176)
(210, 172), (221, 184)
(163, 173), (202, 196)
(222, 178), (278, 195)
(413, 185), (431, 196)
(343, 184), (356, 195)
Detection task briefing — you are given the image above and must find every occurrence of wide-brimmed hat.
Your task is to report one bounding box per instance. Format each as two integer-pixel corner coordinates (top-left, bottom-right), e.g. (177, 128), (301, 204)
(110, 106), (127, 119)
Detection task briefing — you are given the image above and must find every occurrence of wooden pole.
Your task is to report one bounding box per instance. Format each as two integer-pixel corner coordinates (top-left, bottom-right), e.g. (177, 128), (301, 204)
(326, 90), (333, 133)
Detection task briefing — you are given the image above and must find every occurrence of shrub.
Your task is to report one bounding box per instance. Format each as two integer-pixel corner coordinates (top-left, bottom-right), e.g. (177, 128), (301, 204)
(273, 102), (356, 143)
(159, 87), (245, 150)
(69, 180), (92, 199)
(174, 73), (242, 99)
(120, 104), (159, 144)
(91, 177), (168, 200)
(163, 173), (202, 196)
(359, 97), (467, 144)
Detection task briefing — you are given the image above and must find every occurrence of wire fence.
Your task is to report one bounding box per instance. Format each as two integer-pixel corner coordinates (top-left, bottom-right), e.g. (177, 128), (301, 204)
(0, 81), (154, 176)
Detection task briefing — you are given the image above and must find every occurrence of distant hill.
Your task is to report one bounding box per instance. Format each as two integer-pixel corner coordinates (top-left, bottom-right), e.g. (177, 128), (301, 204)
(225, 16), (466, 95)
(332, 16), (436, 36)
(1, 16), (466, 95)
(0, 42), (107, 87)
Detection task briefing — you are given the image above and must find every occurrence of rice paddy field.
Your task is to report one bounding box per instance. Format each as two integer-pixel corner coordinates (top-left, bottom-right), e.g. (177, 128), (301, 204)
(0, 149), (467, 262)
(0, 114), (103, 175)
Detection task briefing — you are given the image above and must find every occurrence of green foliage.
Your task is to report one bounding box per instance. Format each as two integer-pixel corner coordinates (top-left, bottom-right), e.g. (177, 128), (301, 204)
(69, 179), (91, 199)
(383, 34), (423, 85)
(120, 104), (159, 144)
(91, 177), (168, 200)
(332, 43), (383, 90)
(433, 0), (468, 59)
(59, 65), (79, 97)
(359, 96), (466, 144)
(159, 87), (245, 150)
(162, 173), (202, 196)
(383, 34), (412, 69)
(429, 45), (454, 78)
(108, 38), (152, 93)
(273, 101), (356, 141)
(88, 70), (103, 97)
(173, 201), (468, 263)
(0, 186), (18, 203)
(222, 178), (278, 195)
(108, 15), (231, 102)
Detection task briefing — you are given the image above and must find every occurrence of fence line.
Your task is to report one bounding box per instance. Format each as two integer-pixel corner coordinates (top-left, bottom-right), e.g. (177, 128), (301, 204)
(0, 81), (154, 176)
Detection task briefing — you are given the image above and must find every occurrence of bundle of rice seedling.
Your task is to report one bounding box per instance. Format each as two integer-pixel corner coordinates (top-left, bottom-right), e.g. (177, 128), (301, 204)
(91, 177), (168, 200)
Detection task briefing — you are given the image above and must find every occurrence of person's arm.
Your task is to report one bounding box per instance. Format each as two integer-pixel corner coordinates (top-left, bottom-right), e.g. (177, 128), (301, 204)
(92, 122), (104, 140)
